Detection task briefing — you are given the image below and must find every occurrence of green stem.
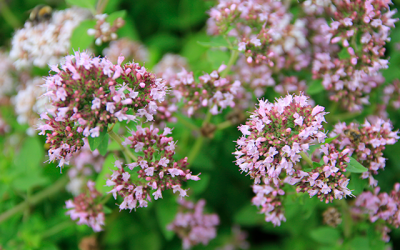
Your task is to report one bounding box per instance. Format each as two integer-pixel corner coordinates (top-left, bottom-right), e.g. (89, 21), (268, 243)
(188, 136), (204, 163)
(96, 0), (109, 14)
(108, 130), (137, 162)
(175, 113), (199, 131)
(331, 112), (361, 122)
(41, 221), (74, 239)
(0, 176), (68, 223)
(299, 151), (313, 167)
(0, 0), (21, 29)
(202, 112), (213, 127)
(340, 199), (352, 238)
(216, 120), (232, 130)
(220, 50), (239, 78)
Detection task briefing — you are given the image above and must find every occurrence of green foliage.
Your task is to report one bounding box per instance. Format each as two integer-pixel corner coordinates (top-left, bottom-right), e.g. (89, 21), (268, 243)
(69, 20), (96, 53)
(346, 157), (368, 173)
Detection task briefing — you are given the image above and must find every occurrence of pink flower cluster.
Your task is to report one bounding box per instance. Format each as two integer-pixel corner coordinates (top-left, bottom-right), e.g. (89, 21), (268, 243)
(38, 51), (167, 168)
(207, 0), (310, 69)
(167, 199), (219, 249)
(354, 183), (400, 242)
(312, 0), (397, 111)
(234, 93), (327, 184)
(106, 126), (200, 211)
(252, 178), (285, 226)
(331, 119), (399, 186)
(289, 143), (353, 203)
(65, 180), (105, 232)
(162, 65), (243, 118)
(383, 79), (400, 110)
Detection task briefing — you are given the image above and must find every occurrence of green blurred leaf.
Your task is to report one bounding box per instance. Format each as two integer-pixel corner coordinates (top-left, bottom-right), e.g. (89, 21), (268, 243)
(190, 173), (210, 195)
(346, 157), (368, 173)
(14, 136), (43, 170)
(347, 173), (367, 195)
(234, 204), (264, 226)
(70, 20), (96, 53)
(97, 134), (109, 156)
(66, 0), (96, 10)
(338, 48), (350, 60)
(95, 153), (114, 193)
(348, 236), (370, 250)
(207, 49), (230, 70)
(103, 205), (113, 214)
(198, 36), (231, 48)
(12, 169), (49, 191)
(106, 10), (127, 25)
(307, 79), (325, 95)
(155, 193), (178, 240)
(88, 129), (108, 151)
(309, 227), (340, 245)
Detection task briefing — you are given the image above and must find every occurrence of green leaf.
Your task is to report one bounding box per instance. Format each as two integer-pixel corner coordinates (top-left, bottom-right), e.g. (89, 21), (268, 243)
(198, 36), (232, 49)
(190, 173), (210, 195)
(325, 135), (339, 144)
(313, 162), (322, 169)
(338, 48), (350, 60)
(70, 20), (96, 53)
(12, 169), (49, 191)
(106, 10), (127, 25)
(103, 205), (113, 214)
(155, 193), (178, 240)
(88, 129), (108, 151)
(97, 134), (109, 156)
(347, 173), (367, 195)
(309, 227), (340, 245)
(348, 236), (370, 250)
(308, 135), (339, 155)
(307, 79), (325, 95)
(14, 136), (43, 170)
(95, 154), (114, 193)
(346, 157), (368, 173)
(234, 204), (264, 226)
(66, 0), (96, 10)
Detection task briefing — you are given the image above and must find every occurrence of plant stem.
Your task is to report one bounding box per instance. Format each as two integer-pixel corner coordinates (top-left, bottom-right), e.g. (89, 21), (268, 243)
(0, 0), (21, 29)
(188, 136), (204, 163)
(340, 199), (352, 238)
(108, 130), (137, 162)
(0, 176), (68, 223)
(96, 0), (109, 14)
(175, 113), (199, 131)
(216, 120), (232, 130)
(41, 221), (74, 239)
(299, 151), (313, 167)
(220, 50), (239, 78)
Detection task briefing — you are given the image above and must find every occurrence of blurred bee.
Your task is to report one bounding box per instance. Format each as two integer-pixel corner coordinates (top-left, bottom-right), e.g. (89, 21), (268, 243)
(29, 5), (53, 23)
(344, 128), (362, 143)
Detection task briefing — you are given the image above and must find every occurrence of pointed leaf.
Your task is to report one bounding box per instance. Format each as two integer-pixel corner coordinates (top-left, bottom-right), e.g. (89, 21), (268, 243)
(346, 157), (368, 173)
(88, 129), (107, 151)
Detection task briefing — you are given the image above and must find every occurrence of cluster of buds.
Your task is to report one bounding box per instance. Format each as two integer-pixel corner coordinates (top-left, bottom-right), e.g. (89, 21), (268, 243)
(301, 0), (336, 15)
(9, 7), (90, 69)
(234, 93), (327, 184)
(87, 14), (125, 46)
(0, 51), (16, 98)
(383, 79), (400, 110)
(38, 51), (167, 168)
(252, 178), (285, 226)
(152, 54), (189, 125)
(163, 65), (243, 118)
(12, 77), (47, 135)
(312, 0), (398, 111)
(353, 183), (400, 241)
(67, 139), (105, 195)
(288, 144), (353, 203)
(106, 126), (200, 211)
(167, 199), (219, 249)
(103, 38), (149, 64)
(330, 119), (399, 186)
(65, 181), (105, 232)
(207, 0), (310, 70)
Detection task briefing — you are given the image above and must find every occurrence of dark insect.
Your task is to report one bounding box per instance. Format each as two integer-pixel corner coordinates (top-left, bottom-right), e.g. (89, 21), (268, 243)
(344, 129), (362, 143)
(29, 5), (53, 23)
